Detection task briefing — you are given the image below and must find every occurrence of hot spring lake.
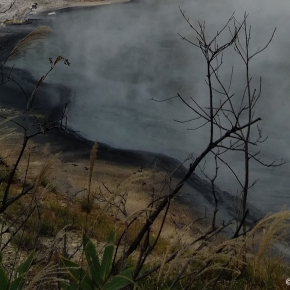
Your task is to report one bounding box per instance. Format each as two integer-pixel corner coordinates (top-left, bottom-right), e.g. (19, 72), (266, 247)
(3, 0), (290, 217)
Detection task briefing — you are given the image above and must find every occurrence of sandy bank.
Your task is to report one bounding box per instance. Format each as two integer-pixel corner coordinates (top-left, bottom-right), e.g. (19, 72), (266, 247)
(0, 0), (130, 25)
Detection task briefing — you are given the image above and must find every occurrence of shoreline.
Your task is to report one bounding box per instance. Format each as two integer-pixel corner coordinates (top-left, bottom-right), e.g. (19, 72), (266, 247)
(0, 0), (131, 25)
(0, 0), (265, 233)
(0, 0), (131, 62)
(32, 0), (132, 17)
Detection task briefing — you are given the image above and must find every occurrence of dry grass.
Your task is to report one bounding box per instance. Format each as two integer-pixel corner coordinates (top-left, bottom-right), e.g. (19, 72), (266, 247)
(2, 186), (290, 289)
(0, 136), (290, 289)
(135, 209), (290, 289)
(7, 26), (52, 61)
(3, 19), (25, 24)
(241, 211), (290, 282)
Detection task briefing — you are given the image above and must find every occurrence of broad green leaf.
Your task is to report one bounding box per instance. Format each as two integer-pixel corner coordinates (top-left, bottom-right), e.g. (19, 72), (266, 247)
(10, 275), (24, 290)
(0, 263), (9, 290)
(103, 268), (134, 290)
(100, 230), (115, 280)
(82, 234), (90, 253)
(61, 257), (86, 281)
(83, 234), (102, 287)
(61, 256), (93, 290)
(15, 252), (34, 278)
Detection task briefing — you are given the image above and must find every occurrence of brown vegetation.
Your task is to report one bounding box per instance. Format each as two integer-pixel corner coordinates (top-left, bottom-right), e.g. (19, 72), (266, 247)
(1, 2), (290, 289)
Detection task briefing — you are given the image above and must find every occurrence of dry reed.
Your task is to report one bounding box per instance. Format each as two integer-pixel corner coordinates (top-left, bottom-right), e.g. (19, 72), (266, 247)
(7, 26), (52, 61)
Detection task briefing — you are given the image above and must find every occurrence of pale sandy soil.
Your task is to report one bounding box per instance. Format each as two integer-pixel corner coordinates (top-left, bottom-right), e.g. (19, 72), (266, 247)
(0, 0), (130, 24)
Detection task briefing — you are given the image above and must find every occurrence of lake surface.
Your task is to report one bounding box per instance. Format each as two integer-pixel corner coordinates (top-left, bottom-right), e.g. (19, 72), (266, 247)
(6, 0), (290, 215)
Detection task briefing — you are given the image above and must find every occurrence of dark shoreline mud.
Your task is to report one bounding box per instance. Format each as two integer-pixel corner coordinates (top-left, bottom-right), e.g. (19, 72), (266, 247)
(0, 5), (264, 232)
(29, 123), (265, 229)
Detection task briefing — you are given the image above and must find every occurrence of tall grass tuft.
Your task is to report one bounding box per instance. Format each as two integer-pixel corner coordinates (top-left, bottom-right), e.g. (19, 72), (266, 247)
(7, 26), (52, 61)
(33, 159), (55, 195)
(241, 210), (290, 276)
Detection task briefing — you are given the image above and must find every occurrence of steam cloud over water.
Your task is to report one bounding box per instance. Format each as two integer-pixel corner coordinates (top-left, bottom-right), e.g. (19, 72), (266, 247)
(9, 0), (290, 213)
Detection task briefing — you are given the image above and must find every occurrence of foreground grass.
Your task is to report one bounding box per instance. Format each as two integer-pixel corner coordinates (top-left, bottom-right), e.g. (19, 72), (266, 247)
(0, 159), (290, 289)
(0, 180), (168, 255)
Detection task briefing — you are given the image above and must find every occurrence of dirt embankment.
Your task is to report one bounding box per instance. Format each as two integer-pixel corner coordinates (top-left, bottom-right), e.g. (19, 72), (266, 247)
(0, 0), (130, 25)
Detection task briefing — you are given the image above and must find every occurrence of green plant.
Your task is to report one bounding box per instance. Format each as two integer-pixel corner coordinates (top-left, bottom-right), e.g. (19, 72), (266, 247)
(0, 251), (34, 290)
(61, 230), (135, 290)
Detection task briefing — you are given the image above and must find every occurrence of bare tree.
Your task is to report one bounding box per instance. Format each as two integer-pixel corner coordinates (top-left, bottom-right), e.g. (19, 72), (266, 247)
(230, 14), (283, 235)
(0, 55), (70, 214)
(174, 10), (283, 236)
(105, 11), (284, 287)
(0, 21), (70, 255)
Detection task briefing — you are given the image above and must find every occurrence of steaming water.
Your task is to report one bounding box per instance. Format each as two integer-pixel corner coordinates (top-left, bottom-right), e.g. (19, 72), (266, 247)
(8, 0), (290, 215)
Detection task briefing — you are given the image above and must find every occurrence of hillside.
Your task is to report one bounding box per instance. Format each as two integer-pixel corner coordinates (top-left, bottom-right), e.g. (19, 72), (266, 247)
(1, 0), (290, 289)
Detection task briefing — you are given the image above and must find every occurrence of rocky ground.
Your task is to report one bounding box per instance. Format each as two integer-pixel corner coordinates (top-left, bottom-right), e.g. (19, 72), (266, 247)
(0, 0), (130, 25)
